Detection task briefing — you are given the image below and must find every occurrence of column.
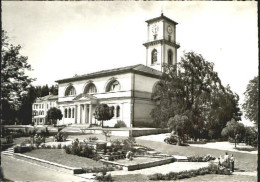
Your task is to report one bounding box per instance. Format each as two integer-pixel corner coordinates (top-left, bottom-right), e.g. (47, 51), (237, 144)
(86, 104), (89, 124)
(84, 104), (88, 124)
(89, 104), (92, 125)
(77, 104), (81, 124)
(81, 105), (84, 124)
(74, 105), (77, 124)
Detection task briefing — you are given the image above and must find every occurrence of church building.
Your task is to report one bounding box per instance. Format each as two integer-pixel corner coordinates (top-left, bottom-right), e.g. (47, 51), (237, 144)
(44, 14), (179, 127)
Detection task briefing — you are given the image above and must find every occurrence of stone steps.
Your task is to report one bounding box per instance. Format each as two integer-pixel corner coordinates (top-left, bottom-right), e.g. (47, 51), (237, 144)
(1, 147), (14, 156)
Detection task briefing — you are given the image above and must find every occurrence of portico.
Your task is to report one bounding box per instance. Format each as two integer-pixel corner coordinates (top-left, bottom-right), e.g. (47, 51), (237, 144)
(59, 93), (98, 125)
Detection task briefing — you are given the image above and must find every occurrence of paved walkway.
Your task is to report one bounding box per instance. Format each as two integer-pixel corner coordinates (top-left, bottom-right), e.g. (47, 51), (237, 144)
(233, 171), (257, 176)
(109, 162), (209, 176)
(136, 134), (257, 154)
(1, 154), (91, 182)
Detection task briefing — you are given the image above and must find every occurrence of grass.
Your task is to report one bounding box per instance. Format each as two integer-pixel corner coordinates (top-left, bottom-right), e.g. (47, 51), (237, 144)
(24, 149), (104, 168)
(67, 134), (257, 172)
(234, 147), (257, 152)
(14, 134), (257, 181)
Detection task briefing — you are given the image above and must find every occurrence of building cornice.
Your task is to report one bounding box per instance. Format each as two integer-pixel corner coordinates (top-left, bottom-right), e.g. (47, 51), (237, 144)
(143, 39), (180, 49)
(56, 68), (161, 84)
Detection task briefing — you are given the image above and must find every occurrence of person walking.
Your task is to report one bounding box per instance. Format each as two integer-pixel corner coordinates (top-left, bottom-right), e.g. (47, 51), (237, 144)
(230, 154), (235, 172)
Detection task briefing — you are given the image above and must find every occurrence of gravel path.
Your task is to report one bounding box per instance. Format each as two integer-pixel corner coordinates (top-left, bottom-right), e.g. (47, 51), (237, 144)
(136, 134), (257, 154)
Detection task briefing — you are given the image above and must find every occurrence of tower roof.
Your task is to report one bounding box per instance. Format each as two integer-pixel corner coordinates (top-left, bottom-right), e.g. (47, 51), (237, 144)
(145, 13), (178, 25)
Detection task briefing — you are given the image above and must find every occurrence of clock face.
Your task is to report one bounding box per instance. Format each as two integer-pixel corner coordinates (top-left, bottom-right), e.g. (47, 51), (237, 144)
(152, 24), (159, 34)
(167, 25), (173, 34)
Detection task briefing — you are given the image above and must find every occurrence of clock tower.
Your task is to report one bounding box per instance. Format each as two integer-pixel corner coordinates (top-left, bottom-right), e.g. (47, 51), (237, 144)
(143, 13), (180, 71)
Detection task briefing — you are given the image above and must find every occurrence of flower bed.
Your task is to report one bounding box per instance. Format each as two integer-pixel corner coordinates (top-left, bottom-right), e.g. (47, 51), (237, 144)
(187, 154), (215, 162)
(148, 163), (231, 181)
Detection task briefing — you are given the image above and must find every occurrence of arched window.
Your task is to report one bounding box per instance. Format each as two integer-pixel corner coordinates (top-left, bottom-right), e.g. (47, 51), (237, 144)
(168, 49), (173, 65)
(107, 80), (121, 92)
(65, 109), (67, 118)
(65, 85), (76, 96)
(151, 49), (157, 64)
(116, 105), (120, 117)
(72, 108), (74, 118)
(68, 108), (71, 118)
(84, 83), (97, 94)
(110, 106), (115, 117)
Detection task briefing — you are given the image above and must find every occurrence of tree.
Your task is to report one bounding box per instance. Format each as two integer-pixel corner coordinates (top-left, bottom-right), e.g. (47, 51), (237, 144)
(1, 30), (35, 124)
(168, 115), (189, 145)
(207, 85), (242, 139)
(151, 51), (226, 139)
(17, 86), (38, 125)
(46, 107), (63, 125)
(242, 76), (258, 123)
(221, 119), (245, 146)
(94, 104), (114, 127)
(244, 126), (257, 147)
(151, 51), (242, 140)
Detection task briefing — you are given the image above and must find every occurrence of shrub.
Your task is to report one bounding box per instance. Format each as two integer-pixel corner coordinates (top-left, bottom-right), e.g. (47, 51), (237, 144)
(114, 120), (126, 128)
(87, 136), (98, 141)
(33, 135), (45, 148)
(122, 136), (136, 151)
(164, 135), (178, 145)
(54, 132), (67, 142)
(64, 139), (95, 159)
(147, 165), (230, 181)
(94, 172), (112, 182)
(188, 154), (215, 162)
(14, 145), (33, 153)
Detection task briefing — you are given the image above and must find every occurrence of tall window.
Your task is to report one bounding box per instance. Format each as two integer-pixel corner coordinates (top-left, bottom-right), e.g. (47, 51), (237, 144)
(151, 49), (157, 64)
(107, 80), (121, 92)
(65, 86), (76, 96)
(84, 83), (97, 94)
(65, 109), (67, 118)
(72, 108), (74, 118)
(68, 108), (71, 118)
(110, 106), (115, 117)
(168, 49), (173, 65)
(116, 105), (120, 117)
(168, 35), (171, 42)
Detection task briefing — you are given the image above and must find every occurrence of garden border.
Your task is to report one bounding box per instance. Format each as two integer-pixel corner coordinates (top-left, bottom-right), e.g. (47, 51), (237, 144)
(100, 156), (175, 171)
(13, 153), (83, 174)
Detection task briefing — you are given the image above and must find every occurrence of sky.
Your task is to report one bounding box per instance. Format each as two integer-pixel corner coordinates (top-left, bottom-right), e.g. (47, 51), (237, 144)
(2, 1), (258, 126)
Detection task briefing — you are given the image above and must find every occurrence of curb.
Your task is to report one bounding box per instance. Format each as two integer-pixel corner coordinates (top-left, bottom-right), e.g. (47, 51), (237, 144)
(13, 153), (83, 174)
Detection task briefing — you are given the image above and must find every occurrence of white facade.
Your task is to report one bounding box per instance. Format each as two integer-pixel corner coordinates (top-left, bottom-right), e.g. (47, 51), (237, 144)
(33, 14), (179, 128)
(56, 65), (162, 127)
(32, 94), (58, 125)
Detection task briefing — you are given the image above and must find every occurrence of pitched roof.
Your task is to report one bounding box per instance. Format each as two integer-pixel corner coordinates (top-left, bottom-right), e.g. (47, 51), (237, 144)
(145, 13), (178, 25)
(35, 95), (58, 102)
(55, 64), (162, 83)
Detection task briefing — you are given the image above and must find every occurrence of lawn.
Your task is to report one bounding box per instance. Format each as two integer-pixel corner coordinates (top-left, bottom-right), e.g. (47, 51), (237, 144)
(24, 149), (104, 168)
(135, 138), (257, 172)
(67, 134), (257, 172)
